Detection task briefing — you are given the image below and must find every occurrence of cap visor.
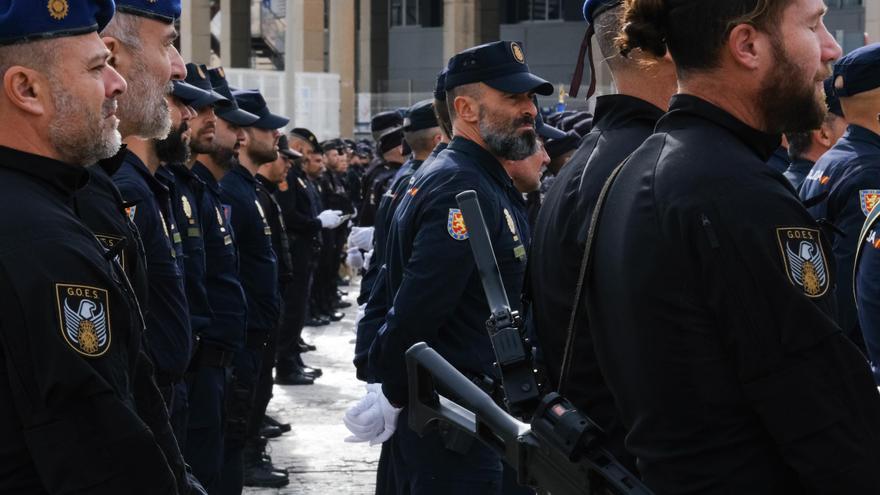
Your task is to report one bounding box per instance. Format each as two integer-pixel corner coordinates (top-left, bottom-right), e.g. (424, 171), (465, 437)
(217, 107), (260, 126)
(192, 91), (232, 110)
(280, 149), (303, 159)
(172, 82), (210, 105)
(484, 72), (554, 96)
(537, 122), (567, 140)
(253, 113), (290, 130)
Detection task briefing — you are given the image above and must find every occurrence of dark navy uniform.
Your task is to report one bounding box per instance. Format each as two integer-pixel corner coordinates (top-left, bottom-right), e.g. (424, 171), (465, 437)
(766, 145), (790, 174)
(527, 94), (663, 471)
(783, 156), (814, 191)
(588, 94), (880, 493)
(0, 146), (179, 494)
(276, 166), (323, 375)
(370, 137), (531, 492)
(114, 152), (193, 439)
(855, 206), (880, 384)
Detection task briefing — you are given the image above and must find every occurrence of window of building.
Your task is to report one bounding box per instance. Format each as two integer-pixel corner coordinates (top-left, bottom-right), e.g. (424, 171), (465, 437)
(390, 0), (419, 26)
(505, 0), (564, 23)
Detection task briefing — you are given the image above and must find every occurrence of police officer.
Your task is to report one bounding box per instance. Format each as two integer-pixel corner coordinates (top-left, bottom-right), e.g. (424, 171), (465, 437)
(588, 0), (880, 491)
(0, 2), (182, 493)
(782, 78), (847, 190)
(219, 88), (289, 491)
(190, 67), (258, 493)
(358, 111), (406, 227)
(799, 45), (880, 353)
(276, 129), (343, 385)
(348, 41), (553, 494)
(314, 138), (351, 321)
(526, 0), (676, 470)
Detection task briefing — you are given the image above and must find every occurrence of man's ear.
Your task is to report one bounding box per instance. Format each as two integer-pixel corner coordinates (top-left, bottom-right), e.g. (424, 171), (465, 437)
(102, 36), (124, 70)
(4, 66), (48, 116)
(453, 94), (479, 124)
(726, 23), (764, 71)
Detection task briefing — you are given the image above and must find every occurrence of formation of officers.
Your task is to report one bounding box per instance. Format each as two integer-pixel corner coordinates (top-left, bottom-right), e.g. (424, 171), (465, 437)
(6, 0), (880, 494)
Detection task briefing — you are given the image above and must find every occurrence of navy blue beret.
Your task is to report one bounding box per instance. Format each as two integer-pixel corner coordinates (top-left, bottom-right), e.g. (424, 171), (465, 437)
(582, 0), (621, 23)
(573, 117), (592, 137)
(232, 89), (289, 130)
(206, 67), (260, 126)
(184, 63), (230, 110)
(561, 111), (592, 132)
(833, 43), (880, 97)
(116, 0), (180, 23)
(290, 128), (322, 153)
(434, 69), (447, 102)
(371, 110), (403, 134)
(404, 99), (438, 132)
(445, 41), (553, 96)
(0, 0), (115, 45)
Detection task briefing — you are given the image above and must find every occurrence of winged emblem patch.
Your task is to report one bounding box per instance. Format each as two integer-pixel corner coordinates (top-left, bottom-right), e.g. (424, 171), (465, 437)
(776, 228), (829, 298)
(55, 284), (111, 357)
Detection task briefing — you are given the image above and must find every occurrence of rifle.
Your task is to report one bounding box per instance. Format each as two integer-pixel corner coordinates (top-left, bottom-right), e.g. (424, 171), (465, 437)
(403, 190), (653, 495)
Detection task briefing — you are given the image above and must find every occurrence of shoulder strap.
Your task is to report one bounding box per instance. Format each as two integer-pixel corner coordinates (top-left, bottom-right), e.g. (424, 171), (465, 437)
(557, 159), (627, 395)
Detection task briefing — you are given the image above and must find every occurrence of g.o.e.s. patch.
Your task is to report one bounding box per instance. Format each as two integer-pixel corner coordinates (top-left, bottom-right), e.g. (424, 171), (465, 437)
(776, 227), (829, 298)
(56, 284), (111, 357)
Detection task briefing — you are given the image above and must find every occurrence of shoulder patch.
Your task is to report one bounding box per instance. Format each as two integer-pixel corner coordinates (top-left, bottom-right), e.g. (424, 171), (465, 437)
(126, 205), (137, 222)
(447, 208), (469, 241)
(776, 227), (829, 298)
(860, 190), (880, 217)
(94, 234), (126, 270)
(56, 284), (111, 357)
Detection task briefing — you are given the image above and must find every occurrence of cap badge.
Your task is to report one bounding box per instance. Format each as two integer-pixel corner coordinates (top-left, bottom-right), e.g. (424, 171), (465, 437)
(48, 0), (69, 20)
(511, 42), (525, 64)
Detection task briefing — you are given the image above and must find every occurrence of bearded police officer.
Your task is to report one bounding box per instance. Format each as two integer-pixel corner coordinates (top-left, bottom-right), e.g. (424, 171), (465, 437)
(0, 2), (187, 493)
(587, 0), (880, 492)
(346, 41), (552, 494)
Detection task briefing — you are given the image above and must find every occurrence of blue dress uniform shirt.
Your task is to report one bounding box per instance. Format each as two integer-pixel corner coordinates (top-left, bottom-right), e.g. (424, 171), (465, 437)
(0, 146), (178, 494)
(164, 164), (213, 340)
(193, 163), (247, 350)
(800, 125), (880, 350)
(370, 136), (530, 405)
(856, 207), (880, 384)
(113, 152), (193, 380)
(220, 164), (279, 332)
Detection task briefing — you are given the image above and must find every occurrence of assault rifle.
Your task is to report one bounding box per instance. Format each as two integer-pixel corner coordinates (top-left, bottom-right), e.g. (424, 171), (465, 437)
(403, 190), (653, 495)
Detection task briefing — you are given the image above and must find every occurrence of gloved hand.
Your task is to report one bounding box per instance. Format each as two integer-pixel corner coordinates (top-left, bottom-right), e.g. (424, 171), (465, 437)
(318, 209), (344, 229)
(348, 226), (375, 251)
(364, 249), (374, 271)
(343, 383), (402, 445)
(346, 247), (364, 270)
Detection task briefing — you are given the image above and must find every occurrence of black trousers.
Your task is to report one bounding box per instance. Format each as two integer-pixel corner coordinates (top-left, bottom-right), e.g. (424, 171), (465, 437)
(277, 239), (315, 372)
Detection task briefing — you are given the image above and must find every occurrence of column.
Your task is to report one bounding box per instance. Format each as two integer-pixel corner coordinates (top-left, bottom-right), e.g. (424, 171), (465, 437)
(181, 0), (213, 64)
(330, 0), (357, 137)
(443, 0), (477, 62)
(220, 0), (251, 67)
(285, 0), (326, 121)
(867, 1), (880, 45)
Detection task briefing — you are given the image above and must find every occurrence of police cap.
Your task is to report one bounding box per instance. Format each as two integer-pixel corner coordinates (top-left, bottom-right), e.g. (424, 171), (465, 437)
(184, 63), (230, 110)
(115, 0), (180, 23)
(404, 99), (438, 132)
(0, 0), (115, 45)
(544, 130), (583, 160)
(206, 67), (260, 127)
(322, 139), (346, 153)
(371, 111), (403, 135)
(290, 128), (322, 153)
(434, 69), (448, 102)
(561, 111), (591, 132)
(278, 135), (303, 160)
(232, 89), (290, 130)
(170, 80), (211, 107)
(833, 43), (880, 97)
(824, 77), (844, 118)
(444, 41), (553, 96)
(573, 117), (593, 137)
(534, 97), (566, 140)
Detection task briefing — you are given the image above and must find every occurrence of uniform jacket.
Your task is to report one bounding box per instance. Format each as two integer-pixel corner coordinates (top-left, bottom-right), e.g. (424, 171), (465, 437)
(256, 174), (293, 285)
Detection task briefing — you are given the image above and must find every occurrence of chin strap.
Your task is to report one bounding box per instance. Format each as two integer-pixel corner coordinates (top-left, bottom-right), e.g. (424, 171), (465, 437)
(569, 24), (597, 99)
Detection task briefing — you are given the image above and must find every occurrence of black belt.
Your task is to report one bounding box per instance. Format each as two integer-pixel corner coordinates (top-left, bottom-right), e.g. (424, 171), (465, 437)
(190, 341), (235, 369)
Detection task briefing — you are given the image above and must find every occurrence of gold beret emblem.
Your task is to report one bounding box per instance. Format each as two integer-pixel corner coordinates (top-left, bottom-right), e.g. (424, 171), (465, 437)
(511, 42), (525, 64)
(48, 0), (69, 20)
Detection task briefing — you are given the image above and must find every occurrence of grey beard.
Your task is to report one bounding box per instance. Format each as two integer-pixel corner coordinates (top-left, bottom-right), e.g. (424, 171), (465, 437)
(48, 83), (122, 165)
(481, 124), (537, 161)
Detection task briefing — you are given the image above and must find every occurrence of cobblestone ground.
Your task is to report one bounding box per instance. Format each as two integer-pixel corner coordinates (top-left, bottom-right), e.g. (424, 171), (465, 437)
(245, 280), (379, 495)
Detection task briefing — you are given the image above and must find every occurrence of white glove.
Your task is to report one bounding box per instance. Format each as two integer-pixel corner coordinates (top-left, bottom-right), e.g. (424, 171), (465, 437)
(342, 383), (402, 445)
(364, 249), (374, 271)
(348, 226), (375, 251)
(346, 247), (365, 270)
(318, 209), (343, 229)
(353, 303), (367, 330)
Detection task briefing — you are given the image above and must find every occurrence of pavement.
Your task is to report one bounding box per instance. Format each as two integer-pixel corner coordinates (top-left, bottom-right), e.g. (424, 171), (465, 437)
(245, 281), (379, 495)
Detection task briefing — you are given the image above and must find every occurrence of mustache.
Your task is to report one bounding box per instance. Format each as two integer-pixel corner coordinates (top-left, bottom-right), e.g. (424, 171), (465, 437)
(514, 115), (536, 129)
(102, 99), (117, 118)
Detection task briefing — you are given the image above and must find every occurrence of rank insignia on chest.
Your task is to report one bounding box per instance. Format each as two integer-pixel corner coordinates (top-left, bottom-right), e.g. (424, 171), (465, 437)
(447, 208), (469, 240)
(55, 284), (111, 357)
(182, 195), (193, 220)
(860, 190), (880, 217)
(503, 208), (519, 242)
(776, 227), (829, 298)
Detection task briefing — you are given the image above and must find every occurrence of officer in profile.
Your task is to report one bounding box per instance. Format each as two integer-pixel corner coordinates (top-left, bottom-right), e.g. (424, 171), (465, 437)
(349, 41), (553, 494)
(783, 78), (846, 191)
(358, 111), (407, 228)
(0, 2), (183, 493)
(527, 0), (676, 471)
(588, 0), (880, 492)
(799, 44), (880, 352)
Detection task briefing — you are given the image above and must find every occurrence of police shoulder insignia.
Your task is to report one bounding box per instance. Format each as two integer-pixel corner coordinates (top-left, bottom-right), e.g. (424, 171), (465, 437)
(860, 190), (880, 217)
(56, 284), (111, 357)
(776, 227), (829, 298)
(447, 208), (468, 241)
(511, 42), (525, 64)
(48, 0), (68, 20)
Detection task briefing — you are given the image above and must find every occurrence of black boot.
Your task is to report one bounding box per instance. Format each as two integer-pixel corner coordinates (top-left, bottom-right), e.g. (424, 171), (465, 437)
(243, 440), (289, 488)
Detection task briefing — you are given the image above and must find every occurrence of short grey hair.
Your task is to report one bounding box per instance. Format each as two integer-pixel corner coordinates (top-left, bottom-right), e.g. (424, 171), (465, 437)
(100, 12), (144, 52)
